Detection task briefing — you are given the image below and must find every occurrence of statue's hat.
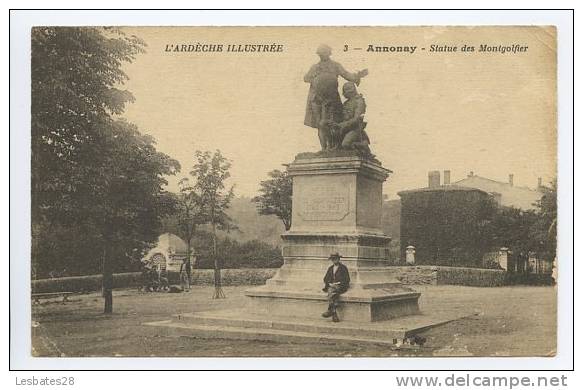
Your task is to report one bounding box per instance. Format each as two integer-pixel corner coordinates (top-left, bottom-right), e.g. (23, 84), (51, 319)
(316, 44), (332, 56)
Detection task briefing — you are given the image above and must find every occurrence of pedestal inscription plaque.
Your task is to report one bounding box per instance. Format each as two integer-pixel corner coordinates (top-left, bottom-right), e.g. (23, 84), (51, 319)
(298, 183), (350, 221)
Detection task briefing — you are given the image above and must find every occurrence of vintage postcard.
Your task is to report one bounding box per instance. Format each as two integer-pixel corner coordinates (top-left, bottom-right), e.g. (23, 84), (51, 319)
(27, 25), (559, 360)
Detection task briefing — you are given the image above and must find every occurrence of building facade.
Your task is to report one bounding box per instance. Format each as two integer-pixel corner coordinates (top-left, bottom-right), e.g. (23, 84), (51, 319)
(398, 172), (496, 267)
(142, 233), (196, 273)
(397, 170), (549, 273)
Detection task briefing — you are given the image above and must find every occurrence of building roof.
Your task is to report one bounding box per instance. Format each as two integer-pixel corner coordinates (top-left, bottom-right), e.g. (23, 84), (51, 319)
(142, 233), (189, 263)
(397, 184), (489, 196)
(156, 233), (188, 253)
(453, 175), (543, 210)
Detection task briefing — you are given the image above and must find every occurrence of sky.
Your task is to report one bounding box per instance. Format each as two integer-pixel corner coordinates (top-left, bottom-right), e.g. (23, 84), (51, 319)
(119, 26), (556, 199)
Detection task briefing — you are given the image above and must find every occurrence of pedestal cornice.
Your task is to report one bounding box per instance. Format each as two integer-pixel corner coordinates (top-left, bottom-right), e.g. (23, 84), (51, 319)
(288, 155), (392, 182)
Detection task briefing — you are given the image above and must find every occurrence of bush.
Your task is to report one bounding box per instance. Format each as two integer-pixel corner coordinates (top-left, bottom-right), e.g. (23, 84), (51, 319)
(196, 237), (283, 269)
(505, 272), (554, 286)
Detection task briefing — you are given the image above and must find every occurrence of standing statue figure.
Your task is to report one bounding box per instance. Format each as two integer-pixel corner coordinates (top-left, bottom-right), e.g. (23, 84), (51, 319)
(304, 44), (368, 151)
(333, 82), (372, 156)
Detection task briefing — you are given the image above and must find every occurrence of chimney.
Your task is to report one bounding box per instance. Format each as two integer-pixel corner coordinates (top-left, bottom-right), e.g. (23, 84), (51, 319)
(428, 171), (441, 188)
(443, 170), (451, 185)
(508, 174), (514, 186)
(468, 171), (474, 178)
(538, 177), (542, 188)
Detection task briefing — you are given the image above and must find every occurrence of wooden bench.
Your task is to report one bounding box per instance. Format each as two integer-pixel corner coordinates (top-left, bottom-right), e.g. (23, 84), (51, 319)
(32, 292), (74, 304)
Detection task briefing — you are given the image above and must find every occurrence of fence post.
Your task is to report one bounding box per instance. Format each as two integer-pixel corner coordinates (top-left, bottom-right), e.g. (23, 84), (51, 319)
(498, 247), (509, 271)
(405, 245), (416, 265)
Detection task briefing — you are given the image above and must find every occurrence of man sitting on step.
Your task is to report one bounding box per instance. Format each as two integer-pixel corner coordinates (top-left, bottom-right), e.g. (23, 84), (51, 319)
(322, 252), (350, 322)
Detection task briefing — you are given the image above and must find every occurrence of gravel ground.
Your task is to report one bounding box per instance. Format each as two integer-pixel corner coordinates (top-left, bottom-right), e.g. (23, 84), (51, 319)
(31, 285), (556, 357)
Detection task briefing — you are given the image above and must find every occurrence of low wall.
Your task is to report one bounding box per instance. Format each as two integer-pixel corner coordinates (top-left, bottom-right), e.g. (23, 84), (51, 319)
(388, 266), (437, 285)
(191, 268), (277, 286)
(31, 266), (507, 294)
(32, 273), (146, 294)
(389, 265), (507, 287)
(435, 266), (506, 287)
(32, 269), (279, 294)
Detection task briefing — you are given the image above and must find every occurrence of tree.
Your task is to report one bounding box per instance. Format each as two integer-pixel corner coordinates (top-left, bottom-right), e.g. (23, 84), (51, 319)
(97, 120), (179, 312)
(252, 169), (293, 231)
(174, 178), (206, 283)
(484, 179), (556, 273)
(486, 206), (538, 270)
(31, 27), (145, 223)
(31, 27), (179, 313)
(529, 179), (557, 262)
(190, 150), (236, 298)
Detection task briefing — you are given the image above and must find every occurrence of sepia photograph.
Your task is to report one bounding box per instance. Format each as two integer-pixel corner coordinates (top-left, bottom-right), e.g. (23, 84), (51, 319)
(22, 22), (563, 362)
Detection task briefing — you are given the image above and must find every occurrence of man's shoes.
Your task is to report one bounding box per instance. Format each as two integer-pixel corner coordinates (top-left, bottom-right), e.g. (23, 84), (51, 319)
(332, 312), (340, 322)
(321, 311), (333, 318)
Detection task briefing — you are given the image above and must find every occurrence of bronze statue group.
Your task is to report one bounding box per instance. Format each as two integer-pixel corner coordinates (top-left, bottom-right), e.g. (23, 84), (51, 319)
(304, 44), (372, 156)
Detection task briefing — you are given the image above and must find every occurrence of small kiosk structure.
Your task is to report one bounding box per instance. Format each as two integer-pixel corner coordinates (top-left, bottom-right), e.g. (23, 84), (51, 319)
(142, 233), (195, 273)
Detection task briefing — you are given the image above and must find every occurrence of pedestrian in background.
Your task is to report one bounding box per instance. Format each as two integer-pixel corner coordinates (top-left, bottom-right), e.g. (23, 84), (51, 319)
(180, 258), (190, 292)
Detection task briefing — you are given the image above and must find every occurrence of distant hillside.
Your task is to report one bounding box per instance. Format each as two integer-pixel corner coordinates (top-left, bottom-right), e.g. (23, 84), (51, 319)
(225, 196), (286, 246)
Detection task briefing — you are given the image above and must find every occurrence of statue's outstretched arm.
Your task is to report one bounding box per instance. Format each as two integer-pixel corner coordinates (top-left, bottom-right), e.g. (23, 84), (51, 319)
(338, 64), (368, 85)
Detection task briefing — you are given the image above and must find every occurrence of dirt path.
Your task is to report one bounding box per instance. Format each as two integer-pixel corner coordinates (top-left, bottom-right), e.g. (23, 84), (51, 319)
(31, 285), (556, 357)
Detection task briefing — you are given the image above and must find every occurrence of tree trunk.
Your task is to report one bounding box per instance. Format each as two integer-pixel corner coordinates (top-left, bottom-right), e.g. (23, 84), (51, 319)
(211, 221), (225, 299)
(212, 221), (217, 257)
(102, 245), (114, 314)
(104, 289), (113, 314)
(31, 135), (42, 280)
(186, 237), (192, 283)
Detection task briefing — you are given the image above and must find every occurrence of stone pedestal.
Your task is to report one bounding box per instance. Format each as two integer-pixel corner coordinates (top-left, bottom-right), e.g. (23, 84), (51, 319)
(246, 154), (421, 323)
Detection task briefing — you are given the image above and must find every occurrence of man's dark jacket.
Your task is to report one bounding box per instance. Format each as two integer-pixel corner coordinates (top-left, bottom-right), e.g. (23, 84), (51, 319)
(323, 263), (350, 293)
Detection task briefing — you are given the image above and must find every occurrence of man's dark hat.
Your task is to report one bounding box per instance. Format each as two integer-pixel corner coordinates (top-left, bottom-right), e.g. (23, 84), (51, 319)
(329, 252), (342, 259)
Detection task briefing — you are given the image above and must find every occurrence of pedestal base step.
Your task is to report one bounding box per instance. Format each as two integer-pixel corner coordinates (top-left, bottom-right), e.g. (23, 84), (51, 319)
(246, 286), (421, 323)
(145, 308), (475, 348)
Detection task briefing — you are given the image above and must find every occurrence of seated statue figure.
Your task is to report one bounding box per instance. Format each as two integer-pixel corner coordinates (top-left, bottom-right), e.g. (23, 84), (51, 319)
(331, 82), (372, 155)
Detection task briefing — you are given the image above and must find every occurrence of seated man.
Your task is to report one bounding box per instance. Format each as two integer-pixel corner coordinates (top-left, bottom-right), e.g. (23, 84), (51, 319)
(322, 252), (350, 322)
(332, 82), (372, 155)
